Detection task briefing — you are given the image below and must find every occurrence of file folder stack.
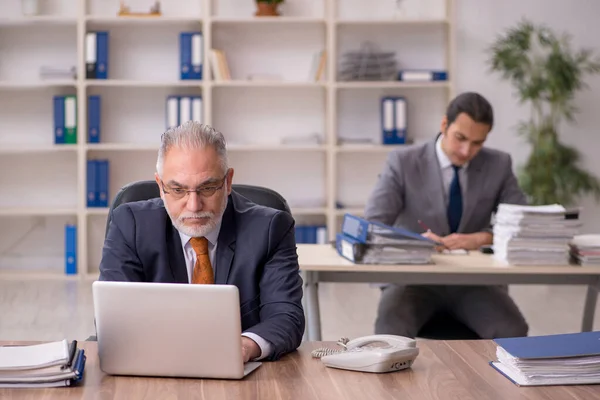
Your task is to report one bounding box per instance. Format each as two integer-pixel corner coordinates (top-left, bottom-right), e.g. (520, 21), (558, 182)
(87, 159), (110, 207)
(336, 214), (437, 264)
(165, 96), (203, 130)
(492, 203), (581, 265)
(490, 331), (600, 386)
(0, 339), (86, 388)
(381, 96), (407, 144)
(570, 234), (600, 266)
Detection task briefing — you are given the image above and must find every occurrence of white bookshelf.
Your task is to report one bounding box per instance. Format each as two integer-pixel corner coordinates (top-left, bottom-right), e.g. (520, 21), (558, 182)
(0, 0), (455, 280)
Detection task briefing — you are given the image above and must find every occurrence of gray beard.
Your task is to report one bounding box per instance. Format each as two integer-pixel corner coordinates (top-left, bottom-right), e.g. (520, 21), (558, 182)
(164, 193), (228, 238)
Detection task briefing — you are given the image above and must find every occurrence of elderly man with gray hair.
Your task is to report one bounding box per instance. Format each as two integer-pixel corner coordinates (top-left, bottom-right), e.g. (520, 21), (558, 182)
(99, 121), (305, 362)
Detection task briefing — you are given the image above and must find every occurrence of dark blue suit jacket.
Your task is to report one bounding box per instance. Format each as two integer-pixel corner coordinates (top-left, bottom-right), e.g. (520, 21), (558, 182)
(98, 191), (305, 360)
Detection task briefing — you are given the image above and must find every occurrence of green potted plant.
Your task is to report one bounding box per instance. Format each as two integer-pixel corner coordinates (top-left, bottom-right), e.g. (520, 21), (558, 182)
(255, 0), (284, 17)
(488, 19), (600, 206)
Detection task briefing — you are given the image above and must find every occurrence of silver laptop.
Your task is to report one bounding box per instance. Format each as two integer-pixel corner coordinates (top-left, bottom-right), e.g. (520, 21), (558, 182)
(92, 281), (262, 379)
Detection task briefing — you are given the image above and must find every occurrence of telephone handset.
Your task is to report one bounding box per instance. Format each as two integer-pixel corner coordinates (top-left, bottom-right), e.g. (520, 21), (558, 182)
(312, 334), (419, 373)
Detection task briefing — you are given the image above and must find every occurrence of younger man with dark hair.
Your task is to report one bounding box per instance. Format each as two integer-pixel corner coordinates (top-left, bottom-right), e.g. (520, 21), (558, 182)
(365, 92), (529, 339)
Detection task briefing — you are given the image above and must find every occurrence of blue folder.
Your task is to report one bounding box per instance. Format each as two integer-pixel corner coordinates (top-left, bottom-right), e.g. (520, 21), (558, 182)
(495, 331), (600, 359)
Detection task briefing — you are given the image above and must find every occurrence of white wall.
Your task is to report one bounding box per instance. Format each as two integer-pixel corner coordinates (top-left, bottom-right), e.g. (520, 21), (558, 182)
(455, 0), (600, 232)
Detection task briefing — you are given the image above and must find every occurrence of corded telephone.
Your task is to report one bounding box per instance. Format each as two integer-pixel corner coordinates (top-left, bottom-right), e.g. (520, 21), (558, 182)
(311, 334), (419, 373)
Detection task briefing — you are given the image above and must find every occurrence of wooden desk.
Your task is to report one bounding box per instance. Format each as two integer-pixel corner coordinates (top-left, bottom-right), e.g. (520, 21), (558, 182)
(2, 340), (598, 399)
(298, 244), (600, 341)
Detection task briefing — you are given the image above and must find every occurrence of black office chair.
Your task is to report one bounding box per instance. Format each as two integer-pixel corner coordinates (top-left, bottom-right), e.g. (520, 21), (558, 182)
(87, 180), (292, 341)
(104, 180), (291, 237)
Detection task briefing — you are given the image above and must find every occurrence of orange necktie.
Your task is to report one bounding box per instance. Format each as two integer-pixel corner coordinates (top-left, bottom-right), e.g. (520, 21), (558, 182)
(189, 237), (214, 284)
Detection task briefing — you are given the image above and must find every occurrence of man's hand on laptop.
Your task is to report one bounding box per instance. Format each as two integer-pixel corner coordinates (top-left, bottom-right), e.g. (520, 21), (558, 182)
(241, 336), (261, 363)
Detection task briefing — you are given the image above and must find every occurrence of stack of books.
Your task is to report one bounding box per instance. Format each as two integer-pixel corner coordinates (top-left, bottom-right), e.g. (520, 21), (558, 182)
(0, 340), (86, 388)
(490, 331), (600, 386)
(570, 234), (600, 266)
(492, 204), (581, 265)
(336, 214), (437, 264)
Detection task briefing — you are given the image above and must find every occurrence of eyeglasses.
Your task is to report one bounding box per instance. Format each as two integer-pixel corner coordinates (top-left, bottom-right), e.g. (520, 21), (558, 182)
(161, 171), (228, 200)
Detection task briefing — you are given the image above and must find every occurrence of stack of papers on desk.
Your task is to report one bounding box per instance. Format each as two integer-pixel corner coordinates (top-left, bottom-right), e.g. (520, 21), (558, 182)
(336, 214), (437, 264)
(492, 204), (581, 265)
(570, 234), (600, 266)
(490, 331), (600, 386)
(0, 340), (86, 388)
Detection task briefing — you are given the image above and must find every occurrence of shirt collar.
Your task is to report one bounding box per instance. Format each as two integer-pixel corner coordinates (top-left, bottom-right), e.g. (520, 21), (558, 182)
(435, 134), (469, 170)
(178, 218), (222, 250)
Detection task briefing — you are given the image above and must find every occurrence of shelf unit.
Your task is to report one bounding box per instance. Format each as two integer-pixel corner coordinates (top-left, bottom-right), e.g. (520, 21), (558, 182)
(0, 0), (455, 280)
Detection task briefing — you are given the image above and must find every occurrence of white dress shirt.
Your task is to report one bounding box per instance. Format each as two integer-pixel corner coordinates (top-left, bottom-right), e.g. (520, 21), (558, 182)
(178, 223), (273, 361)
(435, 134), (469, 206)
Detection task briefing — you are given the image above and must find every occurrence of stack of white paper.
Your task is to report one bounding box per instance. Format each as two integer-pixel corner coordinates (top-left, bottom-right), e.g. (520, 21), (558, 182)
(492, 204), (581, 266)
(490, 331), (600, 386)
(0, 340), (86, 388)
(570, 234), (600, 266)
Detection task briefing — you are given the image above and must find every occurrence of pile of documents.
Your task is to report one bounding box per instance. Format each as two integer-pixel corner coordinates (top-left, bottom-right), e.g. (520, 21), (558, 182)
(0, 339), (86, 388)
(570, 234), (600, 266)
(492, 204), (581, 265)
(336, 214), (437, 264)
(490, 331), (600, 386)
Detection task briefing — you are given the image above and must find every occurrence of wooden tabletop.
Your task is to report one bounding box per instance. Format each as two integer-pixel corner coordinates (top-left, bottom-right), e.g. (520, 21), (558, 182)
(2, 340), (598, 399)
(297, 244), (599, 275)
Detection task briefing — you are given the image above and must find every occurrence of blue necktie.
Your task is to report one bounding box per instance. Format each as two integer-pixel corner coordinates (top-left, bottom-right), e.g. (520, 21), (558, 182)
(447, 165), (462, 233)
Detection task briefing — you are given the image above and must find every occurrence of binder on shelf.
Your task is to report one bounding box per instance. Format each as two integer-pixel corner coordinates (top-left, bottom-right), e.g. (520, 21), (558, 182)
(87, 159), (109, 208)
(397, 70), (448, 82)
(180, 32), (202, 80)
(96, 32), (109, 79)
(394, 97), (407, 144)
(65, 224), (77, 275)
(191, 96), (203, 123)
(86, 160), (97, 207)
(166, 96), (179, 129)
(64, 95), (77, 144)
(88, 95), (101, 143)
(86, 31), (109, 79)
(380, 96), (406, 145)
(85, 32), (97, 79)
(179, 96), (191, 124)
(53, 96), (65, 144)
(97, 159), (109, 208)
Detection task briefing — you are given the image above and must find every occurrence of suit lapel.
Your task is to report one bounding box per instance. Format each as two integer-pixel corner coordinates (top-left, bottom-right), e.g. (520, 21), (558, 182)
(419, 139), (450, 233)
(215, 197), (236, 284)
(166, 223), (189, 283)
(458, 153), (486, 232)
